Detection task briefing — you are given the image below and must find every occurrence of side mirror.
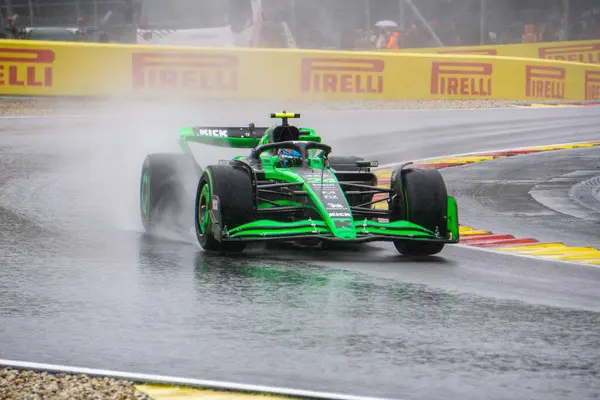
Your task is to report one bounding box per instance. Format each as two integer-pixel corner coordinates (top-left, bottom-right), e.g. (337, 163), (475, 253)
(356, 160), (378, 168)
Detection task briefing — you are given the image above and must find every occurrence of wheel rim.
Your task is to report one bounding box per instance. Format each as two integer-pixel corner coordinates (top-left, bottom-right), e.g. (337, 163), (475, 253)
(141, 172), (150, 217)
(198, 184), (210, 235)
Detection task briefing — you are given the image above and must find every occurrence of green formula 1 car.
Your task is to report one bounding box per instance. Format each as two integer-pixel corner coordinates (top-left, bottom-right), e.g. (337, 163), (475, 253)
(140, 112), (459, 255)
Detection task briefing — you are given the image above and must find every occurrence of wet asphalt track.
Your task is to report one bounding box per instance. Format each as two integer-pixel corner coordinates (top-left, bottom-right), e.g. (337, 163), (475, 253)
(1, 105), (600, 400)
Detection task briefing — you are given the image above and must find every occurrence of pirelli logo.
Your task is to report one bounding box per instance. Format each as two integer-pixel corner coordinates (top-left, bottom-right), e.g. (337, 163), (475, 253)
(301, 58), (384, 94)
(585, 71), (600, 101)
(132, 52), (238, 91)
(430, 62), (493, 96)
(525, 66), (565, 99)
(0, 48), (55, 87)
(538, 43), (600, 64)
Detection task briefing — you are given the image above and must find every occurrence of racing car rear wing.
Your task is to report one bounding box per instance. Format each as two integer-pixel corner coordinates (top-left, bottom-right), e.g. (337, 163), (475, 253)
(179, 124), (267, 149)
(179, 124), (320, 149)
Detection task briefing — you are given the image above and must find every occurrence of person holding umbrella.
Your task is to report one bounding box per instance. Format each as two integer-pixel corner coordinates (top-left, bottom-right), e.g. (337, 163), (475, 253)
(374, 20), (400, 49)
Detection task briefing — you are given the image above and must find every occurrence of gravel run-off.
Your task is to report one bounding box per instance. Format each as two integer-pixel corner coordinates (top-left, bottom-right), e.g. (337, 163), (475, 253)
(0, 368), (153, 400)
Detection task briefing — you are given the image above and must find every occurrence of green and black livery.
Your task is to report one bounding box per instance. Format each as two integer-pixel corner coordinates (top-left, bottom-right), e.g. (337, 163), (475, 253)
(140, 112), (459, 256)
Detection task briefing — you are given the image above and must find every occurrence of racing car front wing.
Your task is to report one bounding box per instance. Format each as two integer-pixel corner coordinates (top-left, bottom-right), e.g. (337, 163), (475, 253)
(206, 194), (459, 244)
(218, 218), (458, 244)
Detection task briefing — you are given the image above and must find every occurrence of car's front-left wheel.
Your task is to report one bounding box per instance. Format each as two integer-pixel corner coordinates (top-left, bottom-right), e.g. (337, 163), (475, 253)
(195, 165), (254, 253)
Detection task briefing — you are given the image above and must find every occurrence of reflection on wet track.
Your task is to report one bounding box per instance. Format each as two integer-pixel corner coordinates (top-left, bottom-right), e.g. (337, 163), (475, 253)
(1, 107), (600, 400)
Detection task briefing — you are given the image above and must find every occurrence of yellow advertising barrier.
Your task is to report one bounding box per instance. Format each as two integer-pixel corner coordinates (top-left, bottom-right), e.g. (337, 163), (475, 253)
(0, 39), (599, 101)
(398, 39), (600, 64)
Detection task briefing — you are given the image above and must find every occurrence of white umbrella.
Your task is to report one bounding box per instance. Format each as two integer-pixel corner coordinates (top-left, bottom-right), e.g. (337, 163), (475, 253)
(375, 20), (398, 29)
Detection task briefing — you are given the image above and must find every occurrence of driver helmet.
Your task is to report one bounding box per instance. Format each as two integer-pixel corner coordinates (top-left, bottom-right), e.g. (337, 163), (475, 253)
(277, 148), (305, 166)
(278, 148), (302, 158)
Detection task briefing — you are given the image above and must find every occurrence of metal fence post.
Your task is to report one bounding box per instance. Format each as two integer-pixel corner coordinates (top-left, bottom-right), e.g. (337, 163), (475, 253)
(290, 0), (297, 39)
(94, 0), (98, 28)
(399, 0), (405, 47)
(563, 0), (569, 41)
(6, 0), (13, 19)
(480, 0), (486, 44)
(27, 0), (33, 25)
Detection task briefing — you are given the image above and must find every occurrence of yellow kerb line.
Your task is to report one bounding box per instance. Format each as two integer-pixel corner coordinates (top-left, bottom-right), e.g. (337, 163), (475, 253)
(460, 230), (490, 236)
(554, 252), (600, 261)
(135, 385), (295, 400)
(528, 144), (594, 151)
(531, 250), (600, 259)
(375, 170), (392, 179)
(497, 247), (596, 255)
(495, 243), (567, 251)
(419, 156), (499, 164)
(459, 226), (483, 233)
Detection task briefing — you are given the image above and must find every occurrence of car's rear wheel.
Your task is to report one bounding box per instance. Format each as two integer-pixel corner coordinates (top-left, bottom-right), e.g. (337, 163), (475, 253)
(195, 165), (253, 253)
(389, 168), (448, 256)
(140, 153), (200, 234)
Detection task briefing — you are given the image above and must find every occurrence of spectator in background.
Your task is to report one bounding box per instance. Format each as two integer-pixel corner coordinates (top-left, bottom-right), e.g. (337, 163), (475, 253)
(499, 22), (524, 44)
(402, 23), (421, 48)
(373, 22), (400, 49)
(522, 23), (537, 42)
(384, 29), (400, 49)
(541, 13), (566, 42)
(582, 14), (598, 39)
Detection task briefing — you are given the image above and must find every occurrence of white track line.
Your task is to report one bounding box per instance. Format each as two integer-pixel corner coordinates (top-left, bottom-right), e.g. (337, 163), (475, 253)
(0, 359), (397, 400)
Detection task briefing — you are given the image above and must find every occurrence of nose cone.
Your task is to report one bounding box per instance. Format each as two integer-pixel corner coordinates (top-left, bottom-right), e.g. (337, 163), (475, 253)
(301, 169), (356, 239)
(330, 218), (357, 239)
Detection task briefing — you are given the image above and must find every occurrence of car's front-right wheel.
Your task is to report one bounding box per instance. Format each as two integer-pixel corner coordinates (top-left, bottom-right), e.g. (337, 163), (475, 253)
(389, 167), (448, 256)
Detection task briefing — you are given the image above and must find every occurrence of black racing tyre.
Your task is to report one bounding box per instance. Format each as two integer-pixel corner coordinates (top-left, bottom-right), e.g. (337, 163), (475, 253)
(195, 165), (253, 253)
(140, 153), (200, 234)
(389, 168), (448, 256)
(328, 156), (364, 171)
